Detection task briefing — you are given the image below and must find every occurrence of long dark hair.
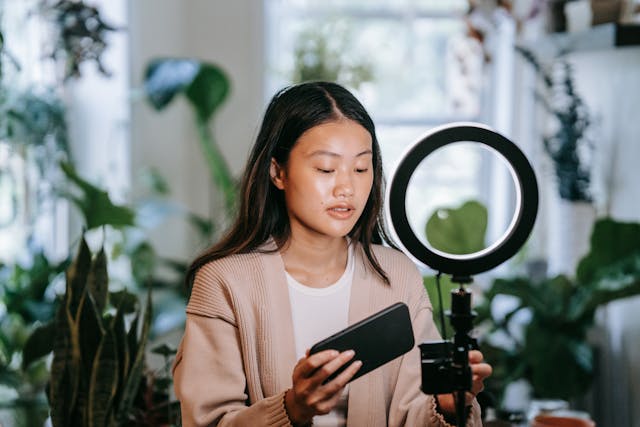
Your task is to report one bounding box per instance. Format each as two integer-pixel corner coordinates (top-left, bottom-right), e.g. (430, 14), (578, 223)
(186, 81), (395, 286)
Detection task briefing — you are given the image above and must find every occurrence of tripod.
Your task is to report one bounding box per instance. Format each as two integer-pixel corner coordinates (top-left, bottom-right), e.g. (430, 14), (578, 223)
(420, 275), (477, 427)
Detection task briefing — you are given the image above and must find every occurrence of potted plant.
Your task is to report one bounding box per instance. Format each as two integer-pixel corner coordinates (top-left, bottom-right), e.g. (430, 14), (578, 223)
(476, 218), (640, 409)
(516, 46), (597, 275)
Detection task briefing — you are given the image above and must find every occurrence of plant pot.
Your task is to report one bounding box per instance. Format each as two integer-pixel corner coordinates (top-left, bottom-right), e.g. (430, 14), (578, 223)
(546, 197), (596, 276)
(532, 415), (596, 427)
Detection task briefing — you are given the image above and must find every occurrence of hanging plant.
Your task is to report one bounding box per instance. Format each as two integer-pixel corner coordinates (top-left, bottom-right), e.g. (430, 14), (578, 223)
(39, 0), (119, 80)
(516, 47), (594, 202)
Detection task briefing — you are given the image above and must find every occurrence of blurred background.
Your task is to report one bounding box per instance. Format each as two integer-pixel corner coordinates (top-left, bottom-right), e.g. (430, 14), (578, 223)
(0, 0), (638, 426)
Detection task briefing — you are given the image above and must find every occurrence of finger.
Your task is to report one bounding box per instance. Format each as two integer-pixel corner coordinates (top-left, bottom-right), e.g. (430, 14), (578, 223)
(308, 350), (356, 387)
(468, 350), (484, 363)
(296, 350), (339, 378)
(471, 362), (493, 380)
(325, 359), (363, 391)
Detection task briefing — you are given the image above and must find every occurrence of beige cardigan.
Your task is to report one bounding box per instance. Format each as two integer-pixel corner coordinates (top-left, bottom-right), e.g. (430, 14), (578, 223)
(173, 242), (481, 427)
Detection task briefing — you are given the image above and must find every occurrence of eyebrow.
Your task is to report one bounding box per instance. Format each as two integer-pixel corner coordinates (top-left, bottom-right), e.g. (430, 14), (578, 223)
(308, 149), (373, 158)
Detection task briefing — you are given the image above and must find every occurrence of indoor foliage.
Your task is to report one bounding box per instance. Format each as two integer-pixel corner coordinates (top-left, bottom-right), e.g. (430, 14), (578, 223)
(477, 218), (640, 402)
(516, 47), (594, 202)
(22, 236), (180, 426)
(143, 58), (236, 223)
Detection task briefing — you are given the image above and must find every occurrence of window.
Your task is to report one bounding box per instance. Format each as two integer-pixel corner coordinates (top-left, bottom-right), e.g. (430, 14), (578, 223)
(265, 0), (498, 259)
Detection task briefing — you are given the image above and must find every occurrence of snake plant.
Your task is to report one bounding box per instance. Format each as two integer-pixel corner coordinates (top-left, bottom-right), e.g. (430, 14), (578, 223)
(23, 237), (152, 426)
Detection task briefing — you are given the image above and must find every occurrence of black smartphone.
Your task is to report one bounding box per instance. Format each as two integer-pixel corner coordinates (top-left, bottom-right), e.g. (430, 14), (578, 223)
(309, 302), (415, 383)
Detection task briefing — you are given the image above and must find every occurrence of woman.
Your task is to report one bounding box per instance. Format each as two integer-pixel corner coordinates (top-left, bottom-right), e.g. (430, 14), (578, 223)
(173, 81), (491, 426)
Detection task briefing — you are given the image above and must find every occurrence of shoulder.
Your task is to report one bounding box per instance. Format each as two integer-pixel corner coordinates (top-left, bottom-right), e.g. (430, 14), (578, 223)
(370, 244), (421, 274)
(188, 250), (282, 318)
(195, 251), (268, 280)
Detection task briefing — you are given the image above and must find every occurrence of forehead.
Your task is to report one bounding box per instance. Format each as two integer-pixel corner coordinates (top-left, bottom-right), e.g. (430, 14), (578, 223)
(293, 120), (373, 156)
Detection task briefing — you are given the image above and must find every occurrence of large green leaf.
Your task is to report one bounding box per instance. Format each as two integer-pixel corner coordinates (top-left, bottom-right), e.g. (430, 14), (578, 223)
(48, 305), (76, 427)
(21, 321), (55, 370)
(185, 63), (230, 122)
(577, 218), (640, 284)
(569, 252), (640, 322)
(425, 200), (487, 255)
(3, 250), (68, 323)
(115, 290), (152, 422)
(143, 59), (199, 110)
(77, 291), (104, 382)
(87, 248), (108, 314)
(524, 321), (593, 400)
(88, 325), (119, 427)
(66, 237), (92, 320)
(109, 289), (139, 314)
(112, 305), (129, 408)
(60, 162), (136, 230)
(144, 58), (230, 122)
(143, 58), (237, 216)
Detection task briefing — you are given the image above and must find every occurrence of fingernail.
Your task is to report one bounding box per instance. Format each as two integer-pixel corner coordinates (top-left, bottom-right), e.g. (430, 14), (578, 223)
(344, 350), (355, 357)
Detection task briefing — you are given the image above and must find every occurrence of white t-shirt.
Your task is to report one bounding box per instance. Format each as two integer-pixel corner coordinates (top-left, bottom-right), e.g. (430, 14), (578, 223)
(286, 245), (354, 427)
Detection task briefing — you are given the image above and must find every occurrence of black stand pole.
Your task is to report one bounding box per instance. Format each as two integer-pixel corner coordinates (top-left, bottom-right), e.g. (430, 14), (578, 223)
(448, 276), (476, 427)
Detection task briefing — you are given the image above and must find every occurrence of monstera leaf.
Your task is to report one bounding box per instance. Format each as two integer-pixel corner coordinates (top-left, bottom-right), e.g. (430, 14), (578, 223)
(60, 162), (135, 230)
(143, 58), (229, 122)
(143, 58), (236, 216)
(425, 200), (487, 255)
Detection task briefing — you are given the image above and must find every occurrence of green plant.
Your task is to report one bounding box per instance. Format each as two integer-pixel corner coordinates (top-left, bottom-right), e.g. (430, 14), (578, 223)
(20, 236), (181, 426)
(143, 58), (236, 225)
(58, 161), (191, 335)
(39, 0), (119, 80)
(292, 24), (373, 90)
(477, 218), (640, 403)
(516, 47), (593, 202)
(425, 200), (488, 255)
(423, 200), (488, 338)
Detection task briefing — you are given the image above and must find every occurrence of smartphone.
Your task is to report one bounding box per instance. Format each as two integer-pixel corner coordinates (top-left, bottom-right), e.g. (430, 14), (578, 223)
(309, 302), (415, 383)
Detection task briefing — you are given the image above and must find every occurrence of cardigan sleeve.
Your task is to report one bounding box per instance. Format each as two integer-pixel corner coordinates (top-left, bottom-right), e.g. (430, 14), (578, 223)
(173, 264), (293, 427)
(386, 259), (483, 427)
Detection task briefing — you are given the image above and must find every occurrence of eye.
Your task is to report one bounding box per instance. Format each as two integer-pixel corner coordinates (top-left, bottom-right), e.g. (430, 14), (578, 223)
(316, 168), (334, 174)
(355, 168), (369, 173)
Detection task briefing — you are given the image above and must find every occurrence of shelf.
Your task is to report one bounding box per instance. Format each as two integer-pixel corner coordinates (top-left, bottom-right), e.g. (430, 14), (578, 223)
(519, 23), (640, 58)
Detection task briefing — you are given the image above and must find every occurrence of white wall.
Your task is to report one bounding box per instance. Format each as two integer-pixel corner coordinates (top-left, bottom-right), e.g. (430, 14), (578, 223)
(128, 0), (265, 261)
(569, 46), (640, 427)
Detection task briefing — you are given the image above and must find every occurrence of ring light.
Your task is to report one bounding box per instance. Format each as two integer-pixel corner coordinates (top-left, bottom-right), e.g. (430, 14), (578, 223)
(387, 122), (538, 276)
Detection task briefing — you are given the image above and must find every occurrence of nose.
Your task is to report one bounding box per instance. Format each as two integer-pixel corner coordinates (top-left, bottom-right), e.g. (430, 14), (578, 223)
(334, 174), (354, 198)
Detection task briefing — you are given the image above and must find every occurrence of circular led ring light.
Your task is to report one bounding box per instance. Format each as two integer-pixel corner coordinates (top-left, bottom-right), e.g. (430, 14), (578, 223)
(387, 123), (538, 276)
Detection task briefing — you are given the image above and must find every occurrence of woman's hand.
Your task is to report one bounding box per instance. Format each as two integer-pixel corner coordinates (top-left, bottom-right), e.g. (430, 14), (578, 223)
(436, 349), (493, 413)
(285, 349), (362, 425)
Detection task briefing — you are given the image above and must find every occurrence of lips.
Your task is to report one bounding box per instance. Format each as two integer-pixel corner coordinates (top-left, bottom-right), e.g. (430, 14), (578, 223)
(327, 203), (356, 219)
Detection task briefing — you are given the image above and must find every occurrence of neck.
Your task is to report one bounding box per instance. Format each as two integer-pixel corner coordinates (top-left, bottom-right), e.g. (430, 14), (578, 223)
(281, 235), (349, 288)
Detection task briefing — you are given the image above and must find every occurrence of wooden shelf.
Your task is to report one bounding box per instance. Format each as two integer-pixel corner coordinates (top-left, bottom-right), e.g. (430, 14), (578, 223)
(520, 23), (640, 58)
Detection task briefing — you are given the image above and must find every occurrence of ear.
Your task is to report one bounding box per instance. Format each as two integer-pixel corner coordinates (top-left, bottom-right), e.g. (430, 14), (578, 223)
(270, 158), (285, 190)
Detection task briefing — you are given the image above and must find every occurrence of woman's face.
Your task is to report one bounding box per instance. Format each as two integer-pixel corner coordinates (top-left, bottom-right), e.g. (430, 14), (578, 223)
(270, 119), (374, 242)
